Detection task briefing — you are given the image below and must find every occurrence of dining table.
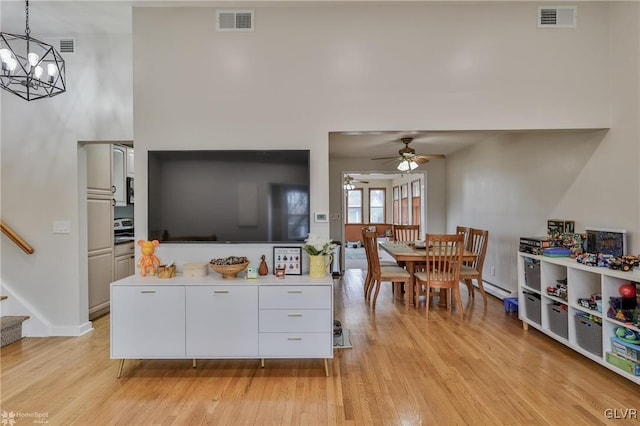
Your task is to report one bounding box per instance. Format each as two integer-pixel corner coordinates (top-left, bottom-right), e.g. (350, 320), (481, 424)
(379, 240), (477, 308)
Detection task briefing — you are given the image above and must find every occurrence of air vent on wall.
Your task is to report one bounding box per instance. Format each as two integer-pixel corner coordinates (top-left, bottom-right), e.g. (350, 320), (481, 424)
(58, 38), (76, 55)
(217, 10), (254, 31)
(538, 6), (577, 28)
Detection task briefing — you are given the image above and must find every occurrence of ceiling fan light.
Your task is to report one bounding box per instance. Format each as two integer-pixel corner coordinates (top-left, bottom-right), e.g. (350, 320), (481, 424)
(397, 160), (419, 172)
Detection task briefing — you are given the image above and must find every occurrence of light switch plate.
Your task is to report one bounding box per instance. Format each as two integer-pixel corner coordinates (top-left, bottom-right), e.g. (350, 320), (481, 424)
(53, 220), (71, 234)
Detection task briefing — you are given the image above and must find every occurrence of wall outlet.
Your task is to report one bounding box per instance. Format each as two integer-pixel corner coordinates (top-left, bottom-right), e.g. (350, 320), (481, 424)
(53, 220), (71, 234)
(490, 266), (496, 276)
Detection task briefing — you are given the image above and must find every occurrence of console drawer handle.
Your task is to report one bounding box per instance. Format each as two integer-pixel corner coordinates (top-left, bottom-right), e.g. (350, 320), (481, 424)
(287, 313), (303, 317)
(214, 290), (229, 294)
(287, 290), (302, 293)
(140, 290), (156, 294)
(287, 337), (303, 341)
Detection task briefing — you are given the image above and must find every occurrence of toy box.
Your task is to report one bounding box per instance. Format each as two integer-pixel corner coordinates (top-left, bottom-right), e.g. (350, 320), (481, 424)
(574, 315), (603, 356)
(524, 257), (540, 291)
(606, 352), (640, 376)
(524, 291), (541, 325)
(611, 336), (640, 363)
(547, 303), (568, 339)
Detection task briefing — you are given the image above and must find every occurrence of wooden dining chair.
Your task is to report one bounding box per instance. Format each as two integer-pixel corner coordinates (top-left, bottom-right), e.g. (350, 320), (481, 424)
(360, 228), (397, 299)
(414, 233), (465, 319)
(459, 228), (489, 304)
(361, 229), (411, 309)
(392, 224), (421, 242)
(456, 226), (471, 249)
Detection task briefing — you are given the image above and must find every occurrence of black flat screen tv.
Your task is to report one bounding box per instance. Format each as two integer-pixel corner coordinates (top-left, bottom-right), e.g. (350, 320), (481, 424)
(148, 150), (310, 243)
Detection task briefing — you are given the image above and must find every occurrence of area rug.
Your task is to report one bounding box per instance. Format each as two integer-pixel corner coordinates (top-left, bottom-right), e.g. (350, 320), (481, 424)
(344, 247), (366, 260)
(333, 329), (353, 349)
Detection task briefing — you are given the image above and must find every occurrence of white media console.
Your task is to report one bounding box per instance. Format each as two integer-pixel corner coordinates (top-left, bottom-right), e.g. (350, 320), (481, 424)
(110, 274), (334, 377)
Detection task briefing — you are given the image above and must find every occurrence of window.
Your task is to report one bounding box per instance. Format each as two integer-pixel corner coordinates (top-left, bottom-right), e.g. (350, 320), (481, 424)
(401, 184), (409, 225)
(411, 180), (421, 227)
(346, 189), (363, 224)
(369, 188), (386, 224)
(392, 186), (399, 224)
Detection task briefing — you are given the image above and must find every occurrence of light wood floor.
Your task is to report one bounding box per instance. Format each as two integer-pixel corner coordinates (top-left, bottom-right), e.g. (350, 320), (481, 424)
(2, 269), (640, 425)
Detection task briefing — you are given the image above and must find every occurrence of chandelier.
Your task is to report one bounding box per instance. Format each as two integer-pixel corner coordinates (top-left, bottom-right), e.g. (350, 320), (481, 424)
(0, 0), (66, 101)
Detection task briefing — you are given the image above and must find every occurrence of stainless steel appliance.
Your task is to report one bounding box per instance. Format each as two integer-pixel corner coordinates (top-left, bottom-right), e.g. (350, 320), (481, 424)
(114, 218), (134, 244)
(126, 177), (134, 204)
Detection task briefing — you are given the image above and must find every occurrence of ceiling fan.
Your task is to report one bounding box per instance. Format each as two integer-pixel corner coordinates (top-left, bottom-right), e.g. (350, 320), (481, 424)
(343, 174), (369, 190)
(372, 137), (445, 171)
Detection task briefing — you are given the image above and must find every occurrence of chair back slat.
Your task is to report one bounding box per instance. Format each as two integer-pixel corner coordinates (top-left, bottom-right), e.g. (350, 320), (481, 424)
(361, 228), (381, 275)
(426, 233), (464, 284)
(393, 224), (421, 242)
(456, 226), (471, 250)
(467, 228), (489, 269)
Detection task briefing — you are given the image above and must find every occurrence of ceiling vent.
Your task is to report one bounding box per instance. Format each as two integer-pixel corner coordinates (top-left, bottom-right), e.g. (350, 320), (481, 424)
(538, 6), (577, 28)
(217, 10), (254, 32)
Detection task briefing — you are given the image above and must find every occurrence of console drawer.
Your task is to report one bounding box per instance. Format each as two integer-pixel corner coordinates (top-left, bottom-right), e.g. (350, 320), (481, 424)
(259, 332), (332, 357)
(259, 285), (331, 309)
(259, 309), (331, 333)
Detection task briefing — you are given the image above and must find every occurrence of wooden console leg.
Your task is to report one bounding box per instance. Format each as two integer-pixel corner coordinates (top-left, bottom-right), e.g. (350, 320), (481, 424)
(116, 359), (125, 378)
(192, 359), (197, 368)
(522, 321), (529, 331)
(324, 358), (329, 377)
(261, 358), (265, 368)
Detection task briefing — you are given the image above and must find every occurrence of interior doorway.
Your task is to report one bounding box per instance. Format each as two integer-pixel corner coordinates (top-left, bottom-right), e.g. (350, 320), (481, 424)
(340, 171), (426, 272)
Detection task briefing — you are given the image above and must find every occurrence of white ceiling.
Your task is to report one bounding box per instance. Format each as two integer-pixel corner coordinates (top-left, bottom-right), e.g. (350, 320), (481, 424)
(328, 129), (508, 160)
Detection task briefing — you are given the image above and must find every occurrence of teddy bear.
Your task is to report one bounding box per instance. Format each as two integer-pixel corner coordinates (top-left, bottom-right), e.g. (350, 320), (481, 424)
(137, 239), (160, 276)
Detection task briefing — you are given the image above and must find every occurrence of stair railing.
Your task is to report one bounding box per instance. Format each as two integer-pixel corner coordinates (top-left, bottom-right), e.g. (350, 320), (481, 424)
(0, 220), (34, 254)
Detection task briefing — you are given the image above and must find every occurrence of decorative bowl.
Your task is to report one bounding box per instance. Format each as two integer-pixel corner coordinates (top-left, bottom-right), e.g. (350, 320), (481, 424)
(209, 259), (249, 279)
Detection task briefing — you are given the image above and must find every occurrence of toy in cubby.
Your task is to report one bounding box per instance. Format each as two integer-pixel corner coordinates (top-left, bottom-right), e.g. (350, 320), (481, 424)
(577, 292), (601, 312)
(546, 278), (568, 300)
(607, 283), (637, 324)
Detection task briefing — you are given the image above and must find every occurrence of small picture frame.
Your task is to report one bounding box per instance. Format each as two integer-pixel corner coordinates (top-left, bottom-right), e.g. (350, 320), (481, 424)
(314, 212), (328, 223)
(273, 246), (302, 275)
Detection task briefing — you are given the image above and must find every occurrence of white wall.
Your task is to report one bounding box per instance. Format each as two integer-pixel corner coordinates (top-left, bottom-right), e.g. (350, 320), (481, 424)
(133, 2), (613, 266)
(0, 33), (133, 335)
(446, 2), (640, 295)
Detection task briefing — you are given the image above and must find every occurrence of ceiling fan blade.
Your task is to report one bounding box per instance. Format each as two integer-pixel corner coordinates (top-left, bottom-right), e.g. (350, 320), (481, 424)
(415, 154), (446, 160)
(371, 156), (400, 161)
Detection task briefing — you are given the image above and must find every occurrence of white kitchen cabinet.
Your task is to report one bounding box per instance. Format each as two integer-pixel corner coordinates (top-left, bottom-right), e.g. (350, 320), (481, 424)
(88, 251), (113, 319)
(114, 242), (135, 281)
(186, 286), (258, 357)
(518, 253), (640, 385)
(111, 285), (186, 358)
(126, 147), (134, 177)
(86, 144), (113, 196)
(87, 193), (113, 320)
(112, 145), (126, 207)
(110, 275), (333, 377)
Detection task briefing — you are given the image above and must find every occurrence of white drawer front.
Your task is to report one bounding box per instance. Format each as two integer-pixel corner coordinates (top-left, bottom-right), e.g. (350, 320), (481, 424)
(259, 333), (332, 357)
(259, 285), (331, 309)
(259, 309), (331, 333)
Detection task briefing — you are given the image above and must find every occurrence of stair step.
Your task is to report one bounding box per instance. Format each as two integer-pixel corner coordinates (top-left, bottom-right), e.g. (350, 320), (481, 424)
(1, 315), (29, 348)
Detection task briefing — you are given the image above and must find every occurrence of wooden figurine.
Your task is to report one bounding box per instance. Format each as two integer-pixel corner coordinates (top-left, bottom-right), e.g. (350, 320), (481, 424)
(258, 254), (269, 276)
